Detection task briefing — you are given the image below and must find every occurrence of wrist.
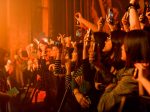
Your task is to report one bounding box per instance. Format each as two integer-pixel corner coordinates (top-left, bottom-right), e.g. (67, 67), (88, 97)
(66, 71), (71, 75)
(128, 5), (135, 11)
(129, 0), (136, 4)
(73, 89), (80, 95)
(138, 76), (145, 83)
(127, 3), (140, 11)
(129, 1), (135, 4)
(80, 17), (84, 23)
(74, 91), (80, 96)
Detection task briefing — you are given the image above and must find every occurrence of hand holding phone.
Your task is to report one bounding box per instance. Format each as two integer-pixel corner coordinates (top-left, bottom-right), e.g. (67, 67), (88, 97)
(108, 8), (114, 24)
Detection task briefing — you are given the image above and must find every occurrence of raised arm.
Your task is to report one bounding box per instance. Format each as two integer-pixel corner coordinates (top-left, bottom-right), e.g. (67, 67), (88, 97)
(129, 0), (141, 30)
(134, 63), (150, 95)
(121, 11), (130, 32)
(75, 12), (99, 32)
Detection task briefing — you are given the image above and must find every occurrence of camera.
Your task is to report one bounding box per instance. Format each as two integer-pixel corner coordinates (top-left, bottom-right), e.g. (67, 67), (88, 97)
(49, 38), (61, 47)
(53, 41), (61, 46)
(76, 29), (82, 37)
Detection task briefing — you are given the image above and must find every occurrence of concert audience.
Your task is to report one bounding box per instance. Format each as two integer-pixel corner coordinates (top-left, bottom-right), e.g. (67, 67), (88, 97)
(1, 0), (150, 112)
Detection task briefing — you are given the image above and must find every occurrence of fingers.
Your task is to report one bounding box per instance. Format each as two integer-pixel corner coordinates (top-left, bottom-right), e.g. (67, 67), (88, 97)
(133, 68), (138, 79)
(106, 14), (110, 23)
(146, 12), (150, 17)
(139, 14), (144, 22)
(75, 76), (83, 85)
(123, 12), (129, 19)
(74, 12), (80, 19)
(75, 92), (90, 108)
(71, 41), (76, 48)
(134, 63), (147, 70)
(80, 96), (90, 108)
(97, 17), (104, 25)
(133, 63), (149, 80)
(122, 13), (128, 23)
(95, 82), (102, 90)
(49, 64), (55, 71)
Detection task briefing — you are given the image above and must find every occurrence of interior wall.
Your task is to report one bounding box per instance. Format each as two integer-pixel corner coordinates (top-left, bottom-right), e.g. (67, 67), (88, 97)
(0, 0), (7, 49)
(0, 0), (43, 58)
(6, 0), (32, 58)
(0, 0), (131, 58)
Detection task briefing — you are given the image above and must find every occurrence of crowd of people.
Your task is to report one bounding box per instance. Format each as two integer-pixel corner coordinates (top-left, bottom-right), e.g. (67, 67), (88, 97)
(1, 0), (150, 112)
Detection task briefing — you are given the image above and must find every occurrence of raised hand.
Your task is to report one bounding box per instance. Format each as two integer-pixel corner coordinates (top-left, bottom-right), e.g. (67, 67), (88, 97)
(97, 17), (105, 31)
(133, 63), (149, 81)
(74, 91), (90, 108)
(130, 0), (139, 4)
(57, 33), (65, 45)
(122, 12), (129, 26)
(75, 12), (83, 23)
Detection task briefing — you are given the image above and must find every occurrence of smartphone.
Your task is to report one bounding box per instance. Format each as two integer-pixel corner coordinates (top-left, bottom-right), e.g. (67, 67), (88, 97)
(108, 8), (114, 24)
(76, 29), (82, 37)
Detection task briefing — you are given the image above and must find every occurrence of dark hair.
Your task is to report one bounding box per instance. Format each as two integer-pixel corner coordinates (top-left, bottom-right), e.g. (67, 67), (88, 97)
(111, 30), (126, 69)
(76, 42), (83, 66)
(112, 0), (127, 20)
(93, 32), (109, 65)
(0, 48), (8, 68)
(93, 32), (108, 50)
(124, 30), (150, 67)
(93, 32), (108, 66)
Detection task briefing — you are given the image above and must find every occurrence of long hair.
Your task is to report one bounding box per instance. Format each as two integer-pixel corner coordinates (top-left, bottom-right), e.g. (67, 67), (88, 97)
(73, 42), (83, 71)
(93, 32), (108, 67)
(124, 30), (150, 67)
(111, 30), (126, 69)
(0, 48), (8, 68)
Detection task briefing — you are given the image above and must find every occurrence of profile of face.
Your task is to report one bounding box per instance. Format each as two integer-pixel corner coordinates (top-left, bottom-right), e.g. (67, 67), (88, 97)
(121, 44), (126, 61)
(51, 46), (59, 58)
(112, 7), (119, 20)
(39, 43), (47, 51)
(46, 48), (52, 57)
(88, 41), (95, 61)
(88, 35), (95, 61)
(102, 36), (112, 52)
(65, 37), (71, 47)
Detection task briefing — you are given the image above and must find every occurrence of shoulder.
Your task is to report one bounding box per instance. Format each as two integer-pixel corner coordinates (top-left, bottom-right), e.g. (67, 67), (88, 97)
(117, 67), (134, 77)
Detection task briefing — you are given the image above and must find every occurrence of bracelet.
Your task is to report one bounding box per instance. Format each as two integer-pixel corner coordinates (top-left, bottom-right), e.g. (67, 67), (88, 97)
(128, 5), (136, 11)
(126, 3), (140, 11)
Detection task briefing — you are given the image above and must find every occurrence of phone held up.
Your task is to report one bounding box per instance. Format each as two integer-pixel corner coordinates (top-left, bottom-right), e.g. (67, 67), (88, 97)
(108, 8), (114, 24)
